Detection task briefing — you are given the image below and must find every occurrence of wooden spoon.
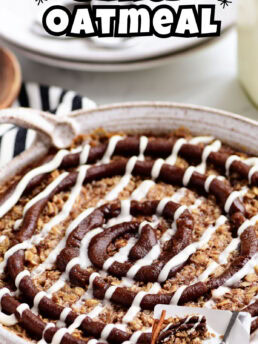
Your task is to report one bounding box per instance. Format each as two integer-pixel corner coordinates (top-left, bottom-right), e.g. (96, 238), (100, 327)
(0, 47), (21, 109)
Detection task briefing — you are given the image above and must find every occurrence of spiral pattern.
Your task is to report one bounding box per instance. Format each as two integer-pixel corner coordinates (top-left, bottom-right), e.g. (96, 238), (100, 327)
(0, 134), (257, 344)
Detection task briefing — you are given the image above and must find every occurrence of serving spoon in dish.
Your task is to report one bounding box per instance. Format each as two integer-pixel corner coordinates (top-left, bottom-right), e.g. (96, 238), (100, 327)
(0, 47), (21, 109)
(0, 107), (78, 149)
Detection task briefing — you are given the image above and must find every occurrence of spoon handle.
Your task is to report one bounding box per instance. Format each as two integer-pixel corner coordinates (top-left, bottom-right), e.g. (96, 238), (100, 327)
(0, 107), (78, 149)
(220, 311), (239, 344)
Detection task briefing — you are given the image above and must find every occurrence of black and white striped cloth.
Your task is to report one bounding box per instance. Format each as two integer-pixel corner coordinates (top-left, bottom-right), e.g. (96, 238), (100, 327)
(0, 82), (96, 167)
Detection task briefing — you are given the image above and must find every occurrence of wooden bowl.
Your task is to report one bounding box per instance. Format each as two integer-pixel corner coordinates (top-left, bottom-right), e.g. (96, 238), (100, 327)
(0, 47), (21, 109)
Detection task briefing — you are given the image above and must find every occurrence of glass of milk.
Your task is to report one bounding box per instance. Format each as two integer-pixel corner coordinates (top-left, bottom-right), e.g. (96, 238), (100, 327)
(238, 0), (258, 107)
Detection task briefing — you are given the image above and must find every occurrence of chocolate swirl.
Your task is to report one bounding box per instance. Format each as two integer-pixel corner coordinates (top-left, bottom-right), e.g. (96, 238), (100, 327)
(0, 134), (257, 344)
(158, 315), (207, 343)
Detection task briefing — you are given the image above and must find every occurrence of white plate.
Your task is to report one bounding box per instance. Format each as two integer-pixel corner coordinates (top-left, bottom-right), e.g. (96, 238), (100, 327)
(0, 0), (236, 65)
(3, 32), (231, 72)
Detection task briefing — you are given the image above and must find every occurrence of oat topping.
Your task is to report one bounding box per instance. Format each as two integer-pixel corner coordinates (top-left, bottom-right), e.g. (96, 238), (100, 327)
(0, 129), (256, 344)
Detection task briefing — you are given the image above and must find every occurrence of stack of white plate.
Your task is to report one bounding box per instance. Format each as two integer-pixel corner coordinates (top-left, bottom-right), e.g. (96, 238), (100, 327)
(0, 0), (236, 71)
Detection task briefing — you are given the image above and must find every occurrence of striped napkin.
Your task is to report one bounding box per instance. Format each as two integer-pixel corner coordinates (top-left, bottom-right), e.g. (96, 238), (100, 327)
(0, 82), (96, 167)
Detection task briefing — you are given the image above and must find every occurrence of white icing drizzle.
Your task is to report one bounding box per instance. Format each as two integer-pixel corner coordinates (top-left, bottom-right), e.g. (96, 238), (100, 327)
(14, 172), (69, 230)
(159, 189), (188, 244)
(166, 138), (186, 165)
(0, 235), (7, 244)
(198, 140), (222, 174)
(130, 180), (155, 201)
(183, 166), (196, 186)
(68, 314), (86, 332)
(204, 299), (216, 309)
(0, 149), (71, 218)
(183, 140), (221, 186)
(225, 155), (241, 176)
(149, 137), (214, 183)
(245, 157), (258, 183)
(101, 135), (123, 164)
(107, 199), (132, 227)
(34, 223), (103, 308)
(50, 328), (68, 344)
(174, 205), (188, 221)
(0, 312), (17, 326)
(28, 165), (89, 279)
(198, 261), (219, 282)
(16, 303), (29, 317)
(80, 144), (90, 165)
(101, 324), (116, 340)
(151, 159), (165, 180)
(123, 283), (160, 323)
(188, 315), (203, 334)
(39, 207), (97, 292)
(71, 171), (155, 321)
(104, 286), (118, 301)
(158, 215), (227, 283)
(224, 186), (248, 213)
(38, 323), (55, 344)
(0, 242), (30, 274)
(238, 214), (258, 236)
(225, 253), (258, 287)
(204, 175), (216, 193)
(0, 288), (11, 301)
(210, 253), (258, 301)
(199, 230), (241, 284)
(78, 227), (104, 270)
(15, 270), (30, 289)
(87, 340), (98, 344)
(0, 134), (257, 344)
(0, 288), (17, 326)
(57, 307), (71, 328)
(89, 272), (101, 290)
(36, 166), (89, 246)
(47, 274), (66, 296)
(156, 197), (173, 216)
(225, 155), (258, 183)
(189, 136), (214, 144)
(0, 166), (89, 276)
(138, 136), (148, 161)
(87, 304), (103, 319)
(105, 156), (138, 201)
(201, 215), (258, 306)
(126, 232), (160, 279)
(50, 313), (88, 344)
(103, 237), (135, 271)
(170, 285), (188, 305)
(218, 238), (240, 265)
(156, 190), (187, 217)
(129, 331), (143, 344)
(32, 291), (47, 315)
(212, 286), (231, 299)
(121, 277), (134, 287)
(104, 189), (188, 281)
(104, 135), (150, 202)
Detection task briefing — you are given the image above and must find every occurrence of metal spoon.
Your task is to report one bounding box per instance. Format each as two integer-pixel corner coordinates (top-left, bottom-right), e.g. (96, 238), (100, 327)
(220, 311), (239, 344)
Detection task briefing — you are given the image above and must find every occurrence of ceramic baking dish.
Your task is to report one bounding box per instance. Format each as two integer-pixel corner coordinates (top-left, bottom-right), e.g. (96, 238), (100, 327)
(0, 102), (257, 344)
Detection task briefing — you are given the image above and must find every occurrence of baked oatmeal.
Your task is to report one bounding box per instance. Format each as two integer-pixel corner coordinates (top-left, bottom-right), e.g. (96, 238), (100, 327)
(0, 129), (256, 344)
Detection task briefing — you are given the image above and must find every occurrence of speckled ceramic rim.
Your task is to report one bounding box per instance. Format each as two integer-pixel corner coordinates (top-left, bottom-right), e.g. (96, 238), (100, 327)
(0, 101), (257, 343)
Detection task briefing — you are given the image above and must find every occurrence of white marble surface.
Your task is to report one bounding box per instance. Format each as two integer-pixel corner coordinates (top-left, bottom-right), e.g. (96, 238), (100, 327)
(3, 29), (258, 121)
